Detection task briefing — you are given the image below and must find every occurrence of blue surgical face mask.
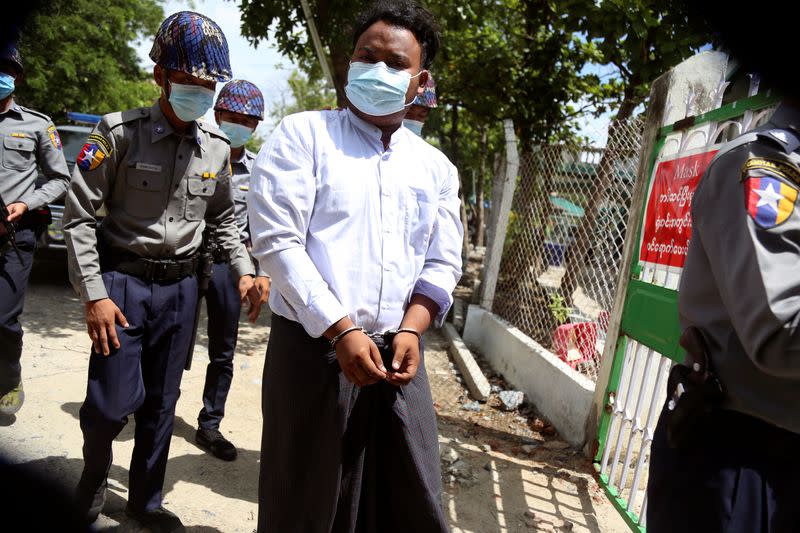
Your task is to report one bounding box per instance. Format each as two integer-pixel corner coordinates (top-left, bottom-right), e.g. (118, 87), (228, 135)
(345, 61), (421, 117)
(403, 119), (424, 136)
(219, 120), (255, 148)
(167, 81), (215, 122)
(0, 73), (15, 100)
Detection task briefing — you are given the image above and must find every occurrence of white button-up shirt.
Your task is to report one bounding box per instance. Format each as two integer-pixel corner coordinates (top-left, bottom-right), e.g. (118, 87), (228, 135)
(247, 108), (463, 338)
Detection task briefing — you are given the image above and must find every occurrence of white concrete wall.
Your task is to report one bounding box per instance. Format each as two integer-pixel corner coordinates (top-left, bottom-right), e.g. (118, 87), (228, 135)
(463, 305), (595, 446)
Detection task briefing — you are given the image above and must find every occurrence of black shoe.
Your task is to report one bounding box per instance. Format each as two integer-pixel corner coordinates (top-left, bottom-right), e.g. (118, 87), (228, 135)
(124, 506), (185, 533)
(75, 473), (106, 524)
(195, 427), (237, 461)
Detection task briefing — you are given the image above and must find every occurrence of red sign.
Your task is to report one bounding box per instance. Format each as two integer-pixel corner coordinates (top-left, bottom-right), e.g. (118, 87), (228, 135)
(639, 150), (718, 268)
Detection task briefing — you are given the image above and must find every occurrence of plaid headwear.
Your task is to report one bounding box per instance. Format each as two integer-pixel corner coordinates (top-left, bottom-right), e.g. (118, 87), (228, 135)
(149, 11), (232, 82)
(214, 79), (265, 119)
(1, 42), (22, 73)
(412, 74), (437, 108)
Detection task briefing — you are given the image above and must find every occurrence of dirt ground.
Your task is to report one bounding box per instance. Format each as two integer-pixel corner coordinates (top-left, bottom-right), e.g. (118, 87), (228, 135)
(0, 253), (627, 532)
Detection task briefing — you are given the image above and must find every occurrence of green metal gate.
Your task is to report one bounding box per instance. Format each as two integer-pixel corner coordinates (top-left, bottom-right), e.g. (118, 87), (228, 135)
(592, 61), (779, 531)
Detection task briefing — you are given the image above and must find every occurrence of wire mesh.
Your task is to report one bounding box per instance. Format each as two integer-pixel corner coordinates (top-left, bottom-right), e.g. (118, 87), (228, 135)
(491, 118), (644, 381)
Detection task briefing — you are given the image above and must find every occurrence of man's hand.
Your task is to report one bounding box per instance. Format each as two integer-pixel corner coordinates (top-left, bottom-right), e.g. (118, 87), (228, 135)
(335, 331), (386, 387)
(85, 298), (128, 356)
(5, 202), (27, 223)
(387, 332), (420, 386)
(254, 276), (270, 303)
(239, 275), (263, 323)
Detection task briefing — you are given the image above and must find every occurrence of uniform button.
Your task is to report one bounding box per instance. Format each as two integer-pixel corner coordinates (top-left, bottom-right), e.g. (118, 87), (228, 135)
(178, 155), (183, 160)
(168, 217), (174, 222)
(142, 180), (148, 187)
(202, 187), (208, 193)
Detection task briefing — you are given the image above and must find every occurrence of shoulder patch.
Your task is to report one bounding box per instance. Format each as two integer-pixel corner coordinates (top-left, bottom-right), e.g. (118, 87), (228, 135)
(47, 124), (62, 150)
(76, 137), (111, 172)
(744, 173), (798, 228)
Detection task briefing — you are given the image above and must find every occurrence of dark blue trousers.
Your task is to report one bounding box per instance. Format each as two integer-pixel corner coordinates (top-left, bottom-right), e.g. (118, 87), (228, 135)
(0, 228), (36, 394)
(78, 271), (198, 512)
(647, 401), (800, 532)
(198, 261), (240, 430)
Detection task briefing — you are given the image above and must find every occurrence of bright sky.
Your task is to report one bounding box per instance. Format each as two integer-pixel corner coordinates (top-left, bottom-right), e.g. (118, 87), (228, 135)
(134, 0), (297, 138)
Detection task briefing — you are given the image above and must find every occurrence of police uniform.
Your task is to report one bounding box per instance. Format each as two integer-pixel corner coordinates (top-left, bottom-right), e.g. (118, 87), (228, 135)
(62, 12), (253, 525)
(198, 148), (264, 433)
(647, 102), (800, 532)
(0, 98), (70, 409)
(197, 79), (266, 446)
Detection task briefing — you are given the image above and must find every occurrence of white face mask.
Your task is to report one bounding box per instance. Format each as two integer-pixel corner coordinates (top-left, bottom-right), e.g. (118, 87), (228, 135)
(344, 61), (422, 117)
(403, 119), (424, 136)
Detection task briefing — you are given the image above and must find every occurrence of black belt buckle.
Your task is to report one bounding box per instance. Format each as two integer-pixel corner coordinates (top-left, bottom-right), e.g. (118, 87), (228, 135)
(144, 259), (170, 282)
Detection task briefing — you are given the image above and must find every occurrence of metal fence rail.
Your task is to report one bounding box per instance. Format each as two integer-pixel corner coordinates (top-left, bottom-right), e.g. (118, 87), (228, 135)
(491, 118), (644, 380)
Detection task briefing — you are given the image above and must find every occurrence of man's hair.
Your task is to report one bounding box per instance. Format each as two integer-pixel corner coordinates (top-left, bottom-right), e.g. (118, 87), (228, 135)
(352, 1), (441, 70)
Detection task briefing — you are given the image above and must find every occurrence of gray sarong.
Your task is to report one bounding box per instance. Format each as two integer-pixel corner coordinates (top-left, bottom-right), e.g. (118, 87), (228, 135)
(257, 313), (449, 533)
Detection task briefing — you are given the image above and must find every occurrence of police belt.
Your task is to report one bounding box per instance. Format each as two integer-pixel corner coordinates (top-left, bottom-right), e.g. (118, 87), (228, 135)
(102, 253), (199, 283)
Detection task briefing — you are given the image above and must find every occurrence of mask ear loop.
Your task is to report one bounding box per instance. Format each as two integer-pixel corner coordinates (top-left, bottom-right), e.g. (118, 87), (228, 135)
(404, 69), (427, 108)
(162, 68), (172, 99)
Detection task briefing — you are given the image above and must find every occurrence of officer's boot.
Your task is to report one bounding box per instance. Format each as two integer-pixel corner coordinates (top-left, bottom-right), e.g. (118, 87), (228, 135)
(0, 382), (24, 416)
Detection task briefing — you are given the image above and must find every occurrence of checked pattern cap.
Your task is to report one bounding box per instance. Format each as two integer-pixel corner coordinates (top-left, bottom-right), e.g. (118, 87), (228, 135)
(149, 11), (232, 82)
(412, 74), (437, 108)
(1, 42), (23, 73)
(214, 80), (265, 119)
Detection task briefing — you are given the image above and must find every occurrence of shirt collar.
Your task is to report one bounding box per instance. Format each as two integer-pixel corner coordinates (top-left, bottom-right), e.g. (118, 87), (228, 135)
(232, 149), (255, 171)
(149, 100), (200, 146)
(0, 99), (23, 117)
(344, 107), (407, 151)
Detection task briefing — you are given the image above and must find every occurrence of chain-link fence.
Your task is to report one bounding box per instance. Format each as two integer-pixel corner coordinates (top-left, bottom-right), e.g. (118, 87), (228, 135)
(491, 118), (644, 381)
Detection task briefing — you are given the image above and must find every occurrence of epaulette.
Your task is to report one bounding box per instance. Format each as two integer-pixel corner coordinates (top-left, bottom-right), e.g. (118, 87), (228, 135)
(18, 105), (52, 123)
(196, 119), (230, 144)
(102, 107), (150, 131)
(756, 128), (800, 155)
(708, 131), (760, 168)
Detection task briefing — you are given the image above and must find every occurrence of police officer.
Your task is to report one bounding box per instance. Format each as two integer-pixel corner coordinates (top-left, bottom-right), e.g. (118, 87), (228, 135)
(63, 12), (261, 530)
(402, 73), (436, 137)
(194, 79), (270, 461)
(646, 97), (800, 530)
(0, 42), (70, 417)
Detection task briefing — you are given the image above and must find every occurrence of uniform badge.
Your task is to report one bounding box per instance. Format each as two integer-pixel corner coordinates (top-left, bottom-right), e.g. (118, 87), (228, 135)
(47, 125), (62, 150)
(77, 143), (107, 172)
(744, 174), (798, 228)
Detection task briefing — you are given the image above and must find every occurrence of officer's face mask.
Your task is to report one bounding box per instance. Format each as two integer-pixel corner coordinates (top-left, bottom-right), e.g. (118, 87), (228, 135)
(167, 81), (215, 122)
(345, 61), (422, 117)
(219, 120), (254, 148)
(403, 119), (424, 137)
(0, 73), (15, 100)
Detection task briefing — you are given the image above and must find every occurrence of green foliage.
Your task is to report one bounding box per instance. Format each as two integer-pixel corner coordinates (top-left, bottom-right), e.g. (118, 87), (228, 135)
(548, 293), (572, 325)
(270, 70), (338, 125)
(245, 132), (266, 153)
(15, 0), (164, 121)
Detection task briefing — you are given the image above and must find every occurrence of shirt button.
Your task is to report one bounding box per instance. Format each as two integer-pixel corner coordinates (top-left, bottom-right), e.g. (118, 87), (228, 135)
(168, 217), (174, 222)
(178, 155), (183, 160)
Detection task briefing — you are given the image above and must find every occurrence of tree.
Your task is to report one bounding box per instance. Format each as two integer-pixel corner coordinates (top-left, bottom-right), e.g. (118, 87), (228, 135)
(269, 70), (337, 126)
(15, 0), (163, 121)
(558, 0), (711, 307)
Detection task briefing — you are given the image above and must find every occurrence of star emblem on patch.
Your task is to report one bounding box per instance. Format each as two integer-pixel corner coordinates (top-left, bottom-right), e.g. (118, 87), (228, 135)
(744, 174), (798, 228)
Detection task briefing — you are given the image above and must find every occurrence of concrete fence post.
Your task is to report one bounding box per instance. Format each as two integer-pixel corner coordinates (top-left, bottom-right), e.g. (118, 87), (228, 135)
(480, 119), (519, 311)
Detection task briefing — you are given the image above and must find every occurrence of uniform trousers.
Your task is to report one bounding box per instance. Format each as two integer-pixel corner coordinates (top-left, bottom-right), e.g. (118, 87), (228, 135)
(647, 401), (800, 532)
(77, 270), (197, 512)
(0, 228), (36, 394)
(198, 261), (240, 430)
(258, 314), (449, 533)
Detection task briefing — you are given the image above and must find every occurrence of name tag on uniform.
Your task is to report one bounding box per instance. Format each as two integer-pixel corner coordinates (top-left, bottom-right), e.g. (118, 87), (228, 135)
(239, 185), (249, 191)
(136, 162), (162, 172)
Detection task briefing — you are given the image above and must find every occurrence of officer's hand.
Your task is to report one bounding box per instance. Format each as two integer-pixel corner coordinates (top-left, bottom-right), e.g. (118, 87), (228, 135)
(386, 332), (420, 386)
(335, 332), (386, 387)
(238, 275), (260, 323)
(254, 276), (270, 306)
(85, 298), (128, 356)
(5, 202), (28, 223)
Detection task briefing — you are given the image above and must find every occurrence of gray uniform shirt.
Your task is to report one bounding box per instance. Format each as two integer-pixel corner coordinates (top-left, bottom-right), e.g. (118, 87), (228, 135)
(679, 102), (800, 434)
(63, 101), (254, 303)
(229, 149), (267, 277)
(0, 100), (70, 209)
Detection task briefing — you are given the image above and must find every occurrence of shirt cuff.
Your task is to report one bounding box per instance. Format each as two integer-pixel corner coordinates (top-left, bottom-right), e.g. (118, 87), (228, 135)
(411, 279), (453, 327)
(230, 256), (256, 279)
(80, 276), (109, 303)
(17, 192), (44, 212)
(295, 290), (348, 338)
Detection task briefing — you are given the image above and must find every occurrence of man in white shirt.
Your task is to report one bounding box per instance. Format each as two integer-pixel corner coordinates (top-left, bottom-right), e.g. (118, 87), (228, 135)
(247, 1), (462, 531)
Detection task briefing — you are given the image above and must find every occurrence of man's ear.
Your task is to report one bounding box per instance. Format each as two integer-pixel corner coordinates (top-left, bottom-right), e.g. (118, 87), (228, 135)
(416, 70), (429, 97)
